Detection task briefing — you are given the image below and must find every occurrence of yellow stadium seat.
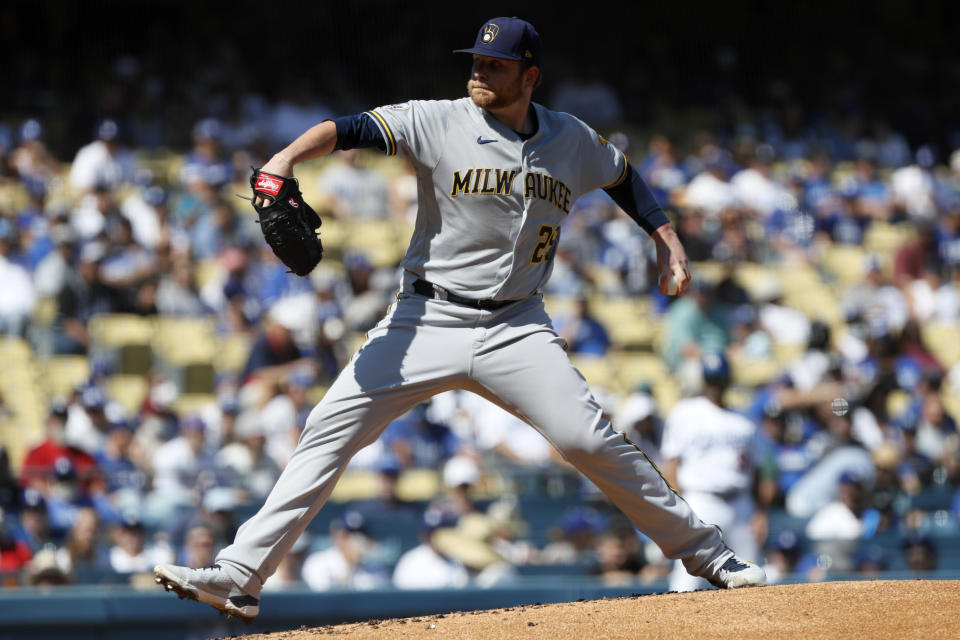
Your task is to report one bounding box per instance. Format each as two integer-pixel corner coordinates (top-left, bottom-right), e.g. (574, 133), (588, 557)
(395, 468), (441, 501)
(105, 375), (150, 417)
(153, 316), (217, 364)
(88, 314), (155, 348)
(213, 333), (253, 374)
(943, 392), (960, 423)
(38, 356), (90, 401)
(589, 297), (657, 349)
(921, 323), (960, 367)
(569, 355), (620, 394)
(306, 385), (330, 406)
(613, 352), (668, 391)
(886, 389), (912, 420)
(863, 222), (914, 254)
(0, 337), (32, 364)
(173, 393), (217, 417)
(730, 355), (781, 387)
(820, 244), (867, 287)
(32, 297), (58, 327)
(194, 259), (224, 291)
(653, 378), (681, 413)
(543, 295), (576, 319)
(777, 263), (821, 296)
(329, 471), (380, 502)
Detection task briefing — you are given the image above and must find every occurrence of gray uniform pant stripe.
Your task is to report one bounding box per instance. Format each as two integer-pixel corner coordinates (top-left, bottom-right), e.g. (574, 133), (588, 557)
(216, 294), (727, 596)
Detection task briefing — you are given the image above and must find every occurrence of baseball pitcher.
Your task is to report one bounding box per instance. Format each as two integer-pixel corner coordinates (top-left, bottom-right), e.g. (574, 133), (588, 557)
(155, 17), (765, 621)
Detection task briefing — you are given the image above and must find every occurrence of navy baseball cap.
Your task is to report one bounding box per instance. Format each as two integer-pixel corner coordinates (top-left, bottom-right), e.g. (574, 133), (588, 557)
(701, 352), (731, 384)
(454, 17), (542, 68)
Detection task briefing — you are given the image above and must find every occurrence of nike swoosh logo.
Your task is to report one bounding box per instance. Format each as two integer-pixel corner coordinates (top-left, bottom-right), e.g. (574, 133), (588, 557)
(477, 136), (497, 144)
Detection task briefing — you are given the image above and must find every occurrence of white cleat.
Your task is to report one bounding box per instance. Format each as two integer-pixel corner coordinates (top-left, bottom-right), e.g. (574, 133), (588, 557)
(706, 555), (767, 589)
(153, 564), (259, 623)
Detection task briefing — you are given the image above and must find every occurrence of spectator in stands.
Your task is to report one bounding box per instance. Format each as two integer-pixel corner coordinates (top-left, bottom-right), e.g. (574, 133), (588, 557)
(761, 529), (804, 585)
(241, 298), (316, 392)
(301, 511), (389, 591)
(13, 490), (56, 553)
(99, 216), (155, 289)
(180, 524), (217, 568)
(613, 388), (663, 465)
(591, 517), (647, 586)
(179, 119), (234, 190)
(0, 504), (33, 576)
(0, 448), (20, 516)
(341, 250), (390, 333)
(21, 401), (102, 494)
(731, 143), (796, 222)
(662, 279), (729, 370)
(393, 509), (468, 590)
(151, 416), (217, 498)
(189, 198), (248, 260)
(259, 367), (315, 467)
(540, 506), (606, 565)
(891, 146), (939, 223)
(24, 546), (71, 586)
(54, 241), (127, 354)
(94, 419), (147, 496)
(805, 472), (867, 542)
(107, 514), (173, 573)
(902, 535), (938, 572)
(34, 221), (76, 300)
(317, 149), (391, 220)
(65, 385), (112, 456)
(382, 404), (462, 471)
(554, 295), (612, 356)
(215, 410), (281, 501)
(429, 455), (482, 521)
(853, 544), (889, 576)
(55, 505), (108, 573)
(843, 255), (909, 338)
(156, 253), (210, 316)
(866, 444), (906, 533)
(262, 533), (309, 591)
(68, 119), (136, 195)
(680, 145), (736, 217)
(0, 218), (37, 336)
(9, 119), (60, 192)
(351, 455), (422, 522)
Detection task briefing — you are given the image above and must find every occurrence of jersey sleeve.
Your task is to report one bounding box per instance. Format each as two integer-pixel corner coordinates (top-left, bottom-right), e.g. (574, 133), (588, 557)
(366, 100), (453, 169)
(574, 119), (628, 193)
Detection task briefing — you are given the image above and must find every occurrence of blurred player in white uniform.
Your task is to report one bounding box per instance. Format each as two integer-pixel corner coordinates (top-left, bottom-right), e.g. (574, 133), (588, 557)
(663, 353), (761, 591)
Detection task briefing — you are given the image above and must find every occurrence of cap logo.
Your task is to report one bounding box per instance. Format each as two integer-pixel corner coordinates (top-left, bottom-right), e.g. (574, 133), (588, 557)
(481, 23), (499, 43)
(524, 50), (532, 58)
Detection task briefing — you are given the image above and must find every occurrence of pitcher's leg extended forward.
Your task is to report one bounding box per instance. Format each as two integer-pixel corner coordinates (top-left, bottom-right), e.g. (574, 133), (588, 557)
(471, 304), (754, 582)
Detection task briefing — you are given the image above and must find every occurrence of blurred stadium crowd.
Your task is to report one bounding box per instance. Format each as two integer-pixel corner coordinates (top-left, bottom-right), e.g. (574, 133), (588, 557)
(2, 45), (960, 594)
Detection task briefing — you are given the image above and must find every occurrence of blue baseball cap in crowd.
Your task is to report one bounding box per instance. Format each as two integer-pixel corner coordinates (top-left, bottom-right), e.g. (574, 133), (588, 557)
(454, 17), (542, 69)
(701, 352), (731, 385)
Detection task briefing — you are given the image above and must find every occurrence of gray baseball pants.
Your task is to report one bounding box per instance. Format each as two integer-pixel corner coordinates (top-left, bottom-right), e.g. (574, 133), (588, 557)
(216, 286), (730, 596)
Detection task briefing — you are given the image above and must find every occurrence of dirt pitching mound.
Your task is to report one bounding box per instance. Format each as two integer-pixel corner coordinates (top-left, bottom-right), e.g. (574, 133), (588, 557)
(226, 580), (959, 640)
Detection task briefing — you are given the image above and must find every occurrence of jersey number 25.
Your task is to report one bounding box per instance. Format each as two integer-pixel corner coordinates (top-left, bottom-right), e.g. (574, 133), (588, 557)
(530, 224), (560, 264)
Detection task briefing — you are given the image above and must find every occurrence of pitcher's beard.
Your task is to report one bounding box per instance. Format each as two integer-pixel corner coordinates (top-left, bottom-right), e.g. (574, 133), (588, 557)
(467, 79), (521, 110)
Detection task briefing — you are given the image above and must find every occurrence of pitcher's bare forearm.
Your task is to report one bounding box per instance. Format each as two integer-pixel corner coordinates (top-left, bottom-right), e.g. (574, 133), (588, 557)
(262, 121), (339, 177)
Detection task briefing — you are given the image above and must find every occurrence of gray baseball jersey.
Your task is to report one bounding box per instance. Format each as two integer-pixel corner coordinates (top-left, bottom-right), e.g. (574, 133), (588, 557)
(212, 98), (737, 598)
(366, 98), (626, 299)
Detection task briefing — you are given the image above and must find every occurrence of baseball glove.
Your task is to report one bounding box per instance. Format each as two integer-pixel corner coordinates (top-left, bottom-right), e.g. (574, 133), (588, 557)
(247, 167), (323, 276)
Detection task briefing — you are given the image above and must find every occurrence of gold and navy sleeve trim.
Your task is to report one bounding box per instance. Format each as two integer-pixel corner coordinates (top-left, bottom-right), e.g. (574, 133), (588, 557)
(603, 151), (629, 189)
(366, 110), (397, 156)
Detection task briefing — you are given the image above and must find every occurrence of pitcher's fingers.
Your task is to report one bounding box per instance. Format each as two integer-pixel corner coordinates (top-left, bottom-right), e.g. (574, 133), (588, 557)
(673, 263), (691, 295)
